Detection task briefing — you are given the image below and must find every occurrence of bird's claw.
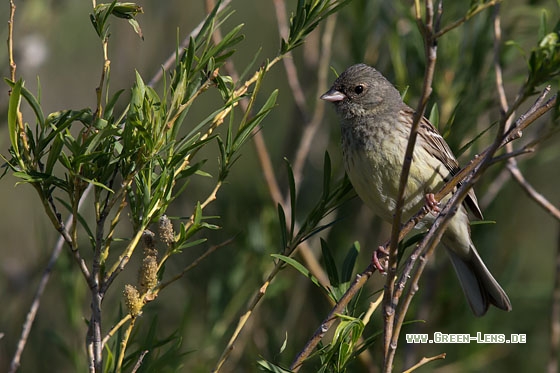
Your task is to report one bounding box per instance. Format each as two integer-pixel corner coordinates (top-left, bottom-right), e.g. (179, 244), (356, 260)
(425, 193), (441, 214)
(372, 246), (388, 273)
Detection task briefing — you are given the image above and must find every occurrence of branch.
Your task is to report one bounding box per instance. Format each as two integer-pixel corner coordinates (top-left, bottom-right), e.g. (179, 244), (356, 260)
(8, 0), (16, 82)
(290, 265), (376, 371)
(384, 1), (439, 370)
(403, 353), (446, 373)
(147, 0), (233, 88)
(507, 160), (560, 221)
(8, 187), (92, 373)
(289, 74), (556, 373)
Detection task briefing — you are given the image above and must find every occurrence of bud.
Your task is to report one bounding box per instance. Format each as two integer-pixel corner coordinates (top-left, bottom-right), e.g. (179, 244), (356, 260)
(142, 229), (158, 257)
(138, 256), (158, 295)
(124, 284), (142, 317)
(158, 215), (175, 246)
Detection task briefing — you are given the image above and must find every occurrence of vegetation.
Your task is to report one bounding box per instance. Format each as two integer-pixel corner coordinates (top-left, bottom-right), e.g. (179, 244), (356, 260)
(1, 0), (559, 372)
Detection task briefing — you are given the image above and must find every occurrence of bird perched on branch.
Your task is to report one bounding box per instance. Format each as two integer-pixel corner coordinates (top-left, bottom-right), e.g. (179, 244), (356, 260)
(321, 63), (511, 316)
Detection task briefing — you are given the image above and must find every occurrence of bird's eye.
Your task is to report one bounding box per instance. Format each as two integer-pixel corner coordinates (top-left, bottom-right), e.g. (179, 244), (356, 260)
(354, 85), (364, 94)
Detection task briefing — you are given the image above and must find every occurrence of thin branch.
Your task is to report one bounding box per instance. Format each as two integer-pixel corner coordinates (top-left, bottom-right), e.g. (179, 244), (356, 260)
(9, 186), (92, 373)
(507, 160), (560, 221)
(272, 0), (308, 118)
(384, 1), (438, 370)
(213, 261), (286, 372)
(290, 265), (376, 372)
(115, 317), (136, 372)
(403, 353), (446, 373)
(434, 0), (501, 38)
(157, 237), (234, 292)
(131, 350), (149, 373)
(8, 0), (17, 82)
(102, 314), (132, 347)
(291, 14), (337, 193)
(147, 0), (233, 88)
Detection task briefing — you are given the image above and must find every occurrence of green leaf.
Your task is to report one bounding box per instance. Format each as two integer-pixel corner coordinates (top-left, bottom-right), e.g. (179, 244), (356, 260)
(5, 78), (45, 126)
(322, 151), (332, 199)
(256, 360), (293, 373)
(320, 239), (339, 287)
(271, 254), (324, 291)
(428, 103), (439, 129)
(285, 158), (297, 240)
(45, 134), (64, 175)
(341, 242), (359, 284)
(7, 79), (23, 156)
(278, 204), (288, 250)
(232, 89), (278, 151)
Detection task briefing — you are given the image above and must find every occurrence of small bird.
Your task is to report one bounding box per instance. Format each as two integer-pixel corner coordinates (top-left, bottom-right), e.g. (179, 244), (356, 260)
(321, 63), (511, 316)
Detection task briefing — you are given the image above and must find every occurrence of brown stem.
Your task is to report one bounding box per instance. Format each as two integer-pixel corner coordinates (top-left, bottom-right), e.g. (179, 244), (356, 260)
(8, 0), (17, 83)
(383, 1), (437, 370)
(290, 265), (376, 372)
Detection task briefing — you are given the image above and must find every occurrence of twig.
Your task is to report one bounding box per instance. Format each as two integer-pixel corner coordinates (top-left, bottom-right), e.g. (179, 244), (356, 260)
(115, 317), (136, 372)
(403, 353), (446, 373)
(8, 0), (17, 82)
(131, 350), (149, 373)
(213, 261), (285, 372)
(434, 0), (501, 38)
(147, 0), (233, 88)
(157, 237), (234, 292)
(102, 314), (132, 347)
(383, 1), (438, 370)
(272, 0), (308, 119)
(290, 265), (376, 371)
(291, 14), (337, 193)
(507, 160), (560, 221)
(9, 186), (92, 373)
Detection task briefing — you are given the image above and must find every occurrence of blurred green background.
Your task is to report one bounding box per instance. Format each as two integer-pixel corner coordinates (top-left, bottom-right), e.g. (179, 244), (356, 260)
(1, 0), (559, 372)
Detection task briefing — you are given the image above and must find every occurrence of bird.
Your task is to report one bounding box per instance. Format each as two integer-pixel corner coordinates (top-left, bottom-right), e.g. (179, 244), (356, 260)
(320, 63), (511, 316)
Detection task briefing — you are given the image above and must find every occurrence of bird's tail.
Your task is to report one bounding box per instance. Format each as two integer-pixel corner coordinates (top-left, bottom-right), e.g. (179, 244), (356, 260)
(445, 245), (512, 317)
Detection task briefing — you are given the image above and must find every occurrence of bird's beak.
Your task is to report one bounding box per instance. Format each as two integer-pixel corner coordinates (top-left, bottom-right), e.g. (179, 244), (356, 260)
(320, 88), (346, 102)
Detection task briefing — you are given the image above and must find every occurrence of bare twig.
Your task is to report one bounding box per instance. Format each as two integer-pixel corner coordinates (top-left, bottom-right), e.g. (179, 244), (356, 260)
(157, 237), (234, 292)
(403, 353), (446, 373)
(290, 265), (376, 372)
(291, 14), (337, 193)
(213, 261), (285, 372)
(434, 0), (501, 38)
(9, 187), (92, 373)
(131, 350), (149, 373)
(8, 0), (17, 82)
(507, 160), (560, 221)
(102, 314), (132, 346)
(273, 0), (308, 118)
(383, 1), (438, 370)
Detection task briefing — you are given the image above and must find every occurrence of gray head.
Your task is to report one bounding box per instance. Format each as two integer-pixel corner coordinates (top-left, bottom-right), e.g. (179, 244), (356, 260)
(321, 64), (402, 119)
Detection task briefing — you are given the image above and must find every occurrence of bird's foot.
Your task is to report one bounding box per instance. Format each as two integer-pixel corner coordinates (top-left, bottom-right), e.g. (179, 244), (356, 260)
(372, 246), (388, 273)
(425, 193), (441, 214)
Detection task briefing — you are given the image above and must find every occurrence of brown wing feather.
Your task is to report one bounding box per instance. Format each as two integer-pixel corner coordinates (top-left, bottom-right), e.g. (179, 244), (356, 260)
(402, 106), (483, 220)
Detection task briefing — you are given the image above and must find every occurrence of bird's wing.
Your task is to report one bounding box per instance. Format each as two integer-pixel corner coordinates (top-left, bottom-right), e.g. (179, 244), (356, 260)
(403, 106), (483, 220)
